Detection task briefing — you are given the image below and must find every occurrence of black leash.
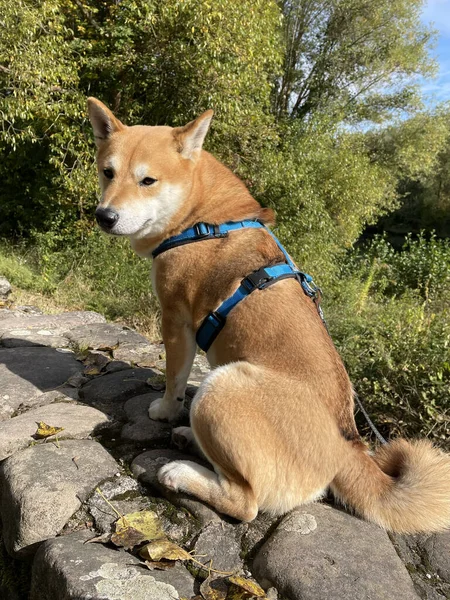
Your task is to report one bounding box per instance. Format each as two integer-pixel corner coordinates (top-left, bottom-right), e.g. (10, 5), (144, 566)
(354, 393), (387, 445)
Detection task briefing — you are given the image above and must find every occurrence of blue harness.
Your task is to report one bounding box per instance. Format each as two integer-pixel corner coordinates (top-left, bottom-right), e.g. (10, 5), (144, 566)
(152, 220), (325, 352)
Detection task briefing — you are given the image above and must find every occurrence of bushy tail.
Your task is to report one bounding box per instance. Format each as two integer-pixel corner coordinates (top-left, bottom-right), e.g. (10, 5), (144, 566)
(331, 439), (450, 534)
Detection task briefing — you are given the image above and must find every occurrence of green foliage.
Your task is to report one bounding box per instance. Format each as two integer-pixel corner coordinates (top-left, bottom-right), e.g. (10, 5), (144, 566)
(328, 235), (450, 445)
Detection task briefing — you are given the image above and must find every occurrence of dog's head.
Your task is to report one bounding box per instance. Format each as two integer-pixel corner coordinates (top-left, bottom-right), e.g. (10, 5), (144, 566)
(87, 98), (213, 241)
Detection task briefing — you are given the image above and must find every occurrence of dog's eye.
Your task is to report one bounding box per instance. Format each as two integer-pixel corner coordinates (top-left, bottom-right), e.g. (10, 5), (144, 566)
(103, 168), (114, 180)
(141, 177), (157, 186)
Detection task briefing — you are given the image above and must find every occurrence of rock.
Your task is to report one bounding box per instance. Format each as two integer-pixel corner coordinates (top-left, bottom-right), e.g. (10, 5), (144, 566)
(79, 368), (161, 418)
(121, 393), (172, 445)
(0, 347), (83, 413)
(390, 532), (450, 599)
(0, 330), (70, 348)
(30, 530), (196, 600)
(131, 449), (222, 526)
(193, 521), (244, 573)
(188, 353), (211, 386)
(0, 440), (119, 557)
(253, 504), (420, 600)
(241, 513), (282, 561)
(87, 476), (147, 534)
(113, 342), (164, 366)
(423, 531), (450, 583)
(0, 403), (111, 460)
(0, 311), (105, 336)
(65, 322), (149, 351)
(0, 276), (12, 298)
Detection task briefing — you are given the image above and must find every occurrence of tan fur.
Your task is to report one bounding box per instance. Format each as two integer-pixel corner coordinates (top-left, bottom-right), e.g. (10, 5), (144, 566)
(88, 98), (450, 533)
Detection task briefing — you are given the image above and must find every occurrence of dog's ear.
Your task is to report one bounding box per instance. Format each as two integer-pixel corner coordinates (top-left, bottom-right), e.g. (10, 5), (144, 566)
(173, 110), (214, 161)
(87, 97), (125, 146)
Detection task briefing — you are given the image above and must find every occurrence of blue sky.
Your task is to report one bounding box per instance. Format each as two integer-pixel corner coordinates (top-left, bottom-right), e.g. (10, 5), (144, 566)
(421, 0), (450, 104)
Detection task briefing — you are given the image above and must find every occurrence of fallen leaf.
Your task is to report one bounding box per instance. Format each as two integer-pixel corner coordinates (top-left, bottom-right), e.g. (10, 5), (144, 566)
(139, 538), (192, 562)
(84, 365), (102, 376)
(147, 374), (166, 386)
(34, 421), (64, 439)
(227, 575), (267, 599)
(144, 560), (175, 571)
(200, 575), (228, 600)
(111, 510), (164, 550)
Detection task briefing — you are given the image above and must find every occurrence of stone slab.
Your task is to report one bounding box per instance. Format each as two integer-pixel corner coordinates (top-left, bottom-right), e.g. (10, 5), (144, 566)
(30, 530), (196, 600)
(0, 440), (119, 557)
(79, 368), (161, 418)
(0, 311), (105, 335)
(0, 403), (111, 460)
(0, 347), (83, 412)
(131, 448), (223, 526)
(253, 504), (420, 600)
(65, 322), (149, 351)
(121, 393), (172, 445)
(193, 521), (244, 573)
(1, 330), (70, 348)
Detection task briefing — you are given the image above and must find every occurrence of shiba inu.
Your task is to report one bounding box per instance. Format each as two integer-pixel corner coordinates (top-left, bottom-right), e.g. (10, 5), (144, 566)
(88, 97), (450, 533)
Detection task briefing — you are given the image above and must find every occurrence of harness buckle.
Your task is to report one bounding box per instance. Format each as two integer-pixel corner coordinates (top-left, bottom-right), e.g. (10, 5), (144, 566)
(242, 267), (272, 292)
(194, 223), (228, 239)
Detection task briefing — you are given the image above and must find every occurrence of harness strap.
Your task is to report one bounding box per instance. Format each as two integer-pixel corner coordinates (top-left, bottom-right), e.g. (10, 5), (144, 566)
(152, 220), (264, 258)
(196, 263), (300, 352)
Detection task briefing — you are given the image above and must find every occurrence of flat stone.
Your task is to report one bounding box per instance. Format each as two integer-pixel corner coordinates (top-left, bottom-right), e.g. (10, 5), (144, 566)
(0, 311), (105, 336)
(423, 531), (450, 583)
(131, 449), (222, 526)
(0, 347), (83, 412)
(0, 403), (111, 460)
(1, 330), (70, 348)
(0, 440), (119, 557)
(113, 342), (164, 366)
(30, 529), (196, 600)
(121, 393), (171, 445)
(79, 368), (161, 418)
(65, 322), (149, 351)
(253, 504), (419, 600)
(390, 533), (450, 599)
(193, 522), (244, 573)
(0, 276), (12, 298)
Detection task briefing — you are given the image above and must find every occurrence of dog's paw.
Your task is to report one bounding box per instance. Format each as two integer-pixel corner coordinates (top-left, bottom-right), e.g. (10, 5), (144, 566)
(158, 461), (189, 492)
(172, 426), (195, 450)
(148, 397), (181, 422)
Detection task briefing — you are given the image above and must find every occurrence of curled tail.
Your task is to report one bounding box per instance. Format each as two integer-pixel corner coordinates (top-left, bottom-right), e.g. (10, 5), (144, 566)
(331, 439), (450, 534)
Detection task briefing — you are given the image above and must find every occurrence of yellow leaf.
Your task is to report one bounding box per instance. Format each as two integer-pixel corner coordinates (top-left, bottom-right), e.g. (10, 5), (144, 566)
(111, 510), (165, 550)
(139, 538), (192, 562)
(35, 421), (64, 439)
(200, 574), (228, 600)
(227, 575), (267, 599)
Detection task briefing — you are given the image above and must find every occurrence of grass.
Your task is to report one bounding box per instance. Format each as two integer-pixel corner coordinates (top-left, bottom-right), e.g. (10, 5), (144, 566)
(0, 234), (161, 341)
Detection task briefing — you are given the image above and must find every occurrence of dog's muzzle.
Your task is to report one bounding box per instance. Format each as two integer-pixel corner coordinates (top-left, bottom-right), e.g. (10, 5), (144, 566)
(95, 207), (119, 230)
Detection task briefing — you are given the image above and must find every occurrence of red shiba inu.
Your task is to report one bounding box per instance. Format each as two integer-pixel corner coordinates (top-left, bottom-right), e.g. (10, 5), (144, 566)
(88, 97), (450, 533)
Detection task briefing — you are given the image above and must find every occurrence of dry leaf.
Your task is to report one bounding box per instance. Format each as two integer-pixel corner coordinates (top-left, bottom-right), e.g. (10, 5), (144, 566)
(200, 575), (228, 600)
(35, 421), (64, 439)
(227, 575), (267, 599)
(84, 365), (102, 376)
(111, 510), (164, 550)
(144, 560), (175, 571)
(139, 539), (192, 562)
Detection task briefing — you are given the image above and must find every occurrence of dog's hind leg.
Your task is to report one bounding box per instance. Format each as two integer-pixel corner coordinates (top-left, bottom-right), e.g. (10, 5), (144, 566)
(158, 460), (258, 521)
(158, 361), (344, 520)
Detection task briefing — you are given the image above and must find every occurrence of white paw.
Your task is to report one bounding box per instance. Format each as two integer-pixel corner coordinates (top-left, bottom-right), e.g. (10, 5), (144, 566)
(172, 426), (195, 449)
(158, 461), (190, 492)
(148, 397), (181, 422)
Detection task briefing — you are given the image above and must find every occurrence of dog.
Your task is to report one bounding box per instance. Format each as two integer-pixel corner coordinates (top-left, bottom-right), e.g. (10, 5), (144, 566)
(88, 97), (450, 533)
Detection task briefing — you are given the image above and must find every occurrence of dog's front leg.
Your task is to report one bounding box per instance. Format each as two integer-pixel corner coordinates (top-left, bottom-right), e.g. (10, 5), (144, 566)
(148, 316), (196, 422)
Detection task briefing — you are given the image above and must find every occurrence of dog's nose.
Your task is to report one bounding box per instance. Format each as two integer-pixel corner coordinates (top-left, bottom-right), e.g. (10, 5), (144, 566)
(95, 207), (119, 229)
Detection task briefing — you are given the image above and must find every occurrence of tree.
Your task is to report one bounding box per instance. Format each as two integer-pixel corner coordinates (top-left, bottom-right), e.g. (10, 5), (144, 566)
(274, 0), (436, 123)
